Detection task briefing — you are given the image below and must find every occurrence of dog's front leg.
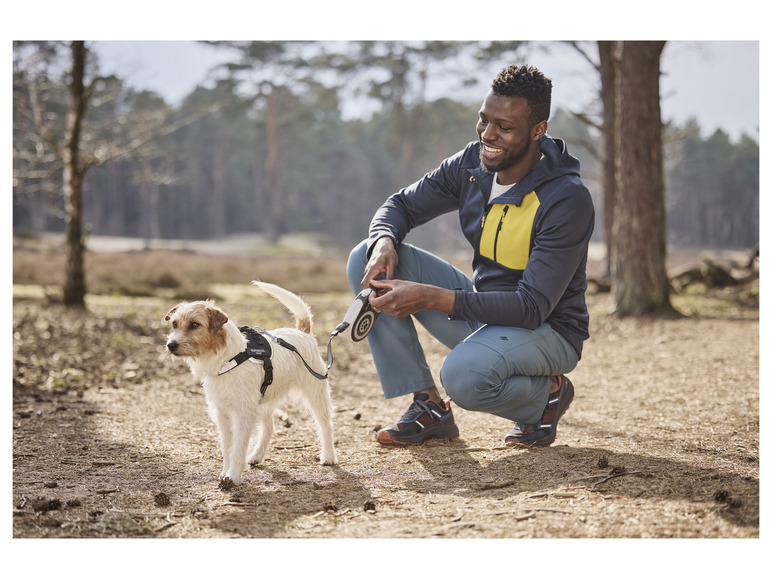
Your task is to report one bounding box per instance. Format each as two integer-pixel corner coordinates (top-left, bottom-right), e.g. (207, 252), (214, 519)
(211, 408), (233, 481)
(223, 416), (256, 485)
(247, 410), (274, 466)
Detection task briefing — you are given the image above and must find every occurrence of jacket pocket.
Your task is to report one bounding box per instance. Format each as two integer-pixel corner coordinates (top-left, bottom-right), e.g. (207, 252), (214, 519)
(479, 191), (540, 270)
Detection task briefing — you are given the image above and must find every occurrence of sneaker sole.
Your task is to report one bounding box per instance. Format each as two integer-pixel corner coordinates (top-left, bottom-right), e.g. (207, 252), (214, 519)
(506, 379), (574, 448)
(377, 422), (460, 446)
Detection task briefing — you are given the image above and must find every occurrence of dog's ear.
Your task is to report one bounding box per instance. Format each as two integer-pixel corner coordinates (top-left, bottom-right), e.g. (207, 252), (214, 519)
(165, 304), (182, 321)
(207, 305), (229, 334)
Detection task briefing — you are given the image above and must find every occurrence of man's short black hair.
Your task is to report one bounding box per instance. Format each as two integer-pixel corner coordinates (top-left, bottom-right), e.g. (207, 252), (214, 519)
(491, 65), (552, 126)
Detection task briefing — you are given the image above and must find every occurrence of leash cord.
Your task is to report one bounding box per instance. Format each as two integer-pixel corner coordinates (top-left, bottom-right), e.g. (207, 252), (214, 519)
(253, 326), (332, 381)
(274, 336), (330, 381)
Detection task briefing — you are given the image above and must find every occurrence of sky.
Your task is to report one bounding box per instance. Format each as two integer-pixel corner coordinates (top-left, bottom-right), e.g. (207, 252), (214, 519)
(92, 40), (759, 141)
(7, 0), (764, 142)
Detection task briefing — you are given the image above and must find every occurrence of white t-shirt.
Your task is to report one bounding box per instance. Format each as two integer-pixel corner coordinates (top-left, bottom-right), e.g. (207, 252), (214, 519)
(489, 173), (514, 202)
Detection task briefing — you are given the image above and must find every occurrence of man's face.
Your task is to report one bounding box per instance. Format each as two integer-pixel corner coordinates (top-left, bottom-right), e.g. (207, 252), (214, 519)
(476, 91), (544, 183)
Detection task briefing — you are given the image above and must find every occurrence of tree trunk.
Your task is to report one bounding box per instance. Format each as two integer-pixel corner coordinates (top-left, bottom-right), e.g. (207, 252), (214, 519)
(141, 160), (162, 247)
(62, 41), (88, 307)
(610, 41), (676, 316)
(263, 88), (284, 243)
(211, 138), (227, 237)
(598, 41), (616, 280)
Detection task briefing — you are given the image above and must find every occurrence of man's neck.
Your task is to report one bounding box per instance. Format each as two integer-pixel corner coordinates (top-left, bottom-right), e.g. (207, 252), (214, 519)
(497, 149), (542, 186)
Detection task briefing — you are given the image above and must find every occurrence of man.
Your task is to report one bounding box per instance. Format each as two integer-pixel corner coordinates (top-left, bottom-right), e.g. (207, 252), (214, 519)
(346, 64), (594, 447)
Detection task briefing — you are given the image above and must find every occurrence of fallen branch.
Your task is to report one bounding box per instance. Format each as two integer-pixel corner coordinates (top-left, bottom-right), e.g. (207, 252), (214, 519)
(525, 491), (578, 499)
(154, 522), (178, 533)
(591, 471), (645, 489)
(530, 508), (572, 514)
(462, 446), (510, 452)
(470, 479), (518, 491)
(61, 458), (119, 467)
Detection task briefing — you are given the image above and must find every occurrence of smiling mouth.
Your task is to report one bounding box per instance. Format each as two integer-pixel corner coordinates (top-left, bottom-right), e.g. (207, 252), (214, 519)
(481, 143), (504, 158)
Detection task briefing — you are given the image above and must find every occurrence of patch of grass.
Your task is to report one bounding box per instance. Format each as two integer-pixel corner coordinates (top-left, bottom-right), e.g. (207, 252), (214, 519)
(44, 367), (84, 391)
(13, 245), (351, 299)
(671, 280), (759, 317)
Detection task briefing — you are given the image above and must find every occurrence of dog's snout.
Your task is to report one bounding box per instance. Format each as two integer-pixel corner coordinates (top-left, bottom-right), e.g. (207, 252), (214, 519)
(166, 341), (179, 354)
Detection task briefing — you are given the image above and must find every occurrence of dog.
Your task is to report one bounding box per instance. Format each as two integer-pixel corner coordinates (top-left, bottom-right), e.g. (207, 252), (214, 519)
(165, 281), (336, 487)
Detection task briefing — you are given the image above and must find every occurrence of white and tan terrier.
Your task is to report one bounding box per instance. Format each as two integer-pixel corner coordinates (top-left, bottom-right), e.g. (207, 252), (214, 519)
(165, 281), (336, 487)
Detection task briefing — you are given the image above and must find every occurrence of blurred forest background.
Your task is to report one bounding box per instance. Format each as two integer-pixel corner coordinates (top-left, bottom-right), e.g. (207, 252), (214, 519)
(13, 40), (759, 248)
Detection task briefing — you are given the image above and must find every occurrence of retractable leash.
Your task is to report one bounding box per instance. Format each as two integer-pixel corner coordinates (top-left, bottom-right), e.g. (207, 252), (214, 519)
(332, 287), (381, 342)
(321, 286), (382, 371)
(227, 287), (382, 387)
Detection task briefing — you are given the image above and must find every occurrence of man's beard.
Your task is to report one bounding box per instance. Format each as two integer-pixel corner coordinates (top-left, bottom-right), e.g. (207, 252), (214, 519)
(478, 140), (532, 174)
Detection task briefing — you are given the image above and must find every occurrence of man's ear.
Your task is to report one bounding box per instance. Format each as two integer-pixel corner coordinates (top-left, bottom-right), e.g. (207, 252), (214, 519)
(531, 120), (548, 141)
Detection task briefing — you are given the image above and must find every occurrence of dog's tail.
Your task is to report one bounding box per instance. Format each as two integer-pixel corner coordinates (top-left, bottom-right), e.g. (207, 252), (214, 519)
(251, 281), (314, 334)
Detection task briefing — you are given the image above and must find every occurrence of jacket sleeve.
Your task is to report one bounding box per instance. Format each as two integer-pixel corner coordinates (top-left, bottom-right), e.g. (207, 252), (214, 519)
(366, 147), (470, 257)
(451, 182), (595, 329)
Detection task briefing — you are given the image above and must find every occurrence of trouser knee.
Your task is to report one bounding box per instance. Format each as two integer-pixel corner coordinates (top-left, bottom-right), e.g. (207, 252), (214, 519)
(346, 240), (369, 291)
(440, 353), (486, 412)
(440, 337), (550, 423)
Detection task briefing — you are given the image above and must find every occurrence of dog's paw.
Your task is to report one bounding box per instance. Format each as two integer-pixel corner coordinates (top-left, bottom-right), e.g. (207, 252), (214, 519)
(320, 452), (337, 466)
(247, 451), (265, 466)
(218, 477), (235, 491)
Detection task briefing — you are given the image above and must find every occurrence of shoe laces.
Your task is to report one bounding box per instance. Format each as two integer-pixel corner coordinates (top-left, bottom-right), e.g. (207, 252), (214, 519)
(399, 395), (435, 423)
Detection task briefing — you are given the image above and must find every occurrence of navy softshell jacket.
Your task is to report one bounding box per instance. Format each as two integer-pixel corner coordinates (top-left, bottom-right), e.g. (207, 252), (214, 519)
(367, 135), (595, 358)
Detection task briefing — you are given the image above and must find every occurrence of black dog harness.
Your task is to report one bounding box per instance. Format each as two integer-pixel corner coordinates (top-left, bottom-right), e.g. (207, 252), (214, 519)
(217, 326), (330, 396)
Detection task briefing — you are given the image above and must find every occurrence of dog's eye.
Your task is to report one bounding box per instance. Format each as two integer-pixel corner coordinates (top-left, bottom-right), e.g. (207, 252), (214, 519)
(172, 321), (178, 329)
(189, 322), (201, 330)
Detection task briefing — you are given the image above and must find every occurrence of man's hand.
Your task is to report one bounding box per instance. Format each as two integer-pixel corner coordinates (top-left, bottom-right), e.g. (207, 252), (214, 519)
(369, 279), (455, 319)
(361, 237), (398, 288)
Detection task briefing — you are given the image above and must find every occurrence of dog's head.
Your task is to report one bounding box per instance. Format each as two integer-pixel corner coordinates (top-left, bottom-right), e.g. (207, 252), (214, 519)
(164, 300), (229, 358)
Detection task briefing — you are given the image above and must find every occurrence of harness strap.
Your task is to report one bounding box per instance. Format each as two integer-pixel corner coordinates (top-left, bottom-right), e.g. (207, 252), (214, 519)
(218, 327), (273, 395)
(274, 336), (330, 381)
(218, 327), (329, 395)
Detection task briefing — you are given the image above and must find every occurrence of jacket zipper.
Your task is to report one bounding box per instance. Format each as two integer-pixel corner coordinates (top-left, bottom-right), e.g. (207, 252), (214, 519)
(492, 205), (509, 262)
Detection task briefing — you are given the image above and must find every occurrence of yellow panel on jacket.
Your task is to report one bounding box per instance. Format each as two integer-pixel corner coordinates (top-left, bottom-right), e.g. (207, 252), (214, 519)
(479, 191), (541, 270)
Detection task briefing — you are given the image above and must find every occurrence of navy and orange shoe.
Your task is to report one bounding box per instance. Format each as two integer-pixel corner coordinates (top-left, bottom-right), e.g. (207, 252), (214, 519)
(377, 393), (459, 445)
(505, 375), (575, 447)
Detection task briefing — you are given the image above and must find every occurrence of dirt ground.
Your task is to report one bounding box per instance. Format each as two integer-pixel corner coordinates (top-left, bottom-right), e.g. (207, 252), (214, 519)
(10, 245), (761, 568)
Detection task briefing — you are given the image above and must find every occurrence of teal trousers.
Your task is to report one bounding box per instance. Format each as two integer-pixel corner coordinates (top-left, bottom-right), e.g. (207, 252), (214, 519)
(346, 240), (578, 424)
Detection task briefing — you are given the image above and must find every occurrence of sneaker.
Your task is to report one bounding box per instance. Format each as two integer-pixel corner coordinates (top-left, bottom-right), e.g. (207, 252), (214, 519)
(505, 375), (574, 447)
(377, 393), (459, 445)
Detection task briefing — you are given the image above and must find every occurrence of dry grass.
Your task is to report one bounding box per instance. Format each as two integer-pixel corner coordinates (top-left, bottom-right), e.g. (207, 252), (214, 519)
(13, 244), (352, 299)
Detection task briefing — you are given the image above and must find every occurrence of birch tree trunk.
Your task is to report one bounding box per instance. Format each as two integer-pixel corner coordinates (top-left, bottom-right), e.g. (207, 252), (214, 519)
(62, 41), (88, 307)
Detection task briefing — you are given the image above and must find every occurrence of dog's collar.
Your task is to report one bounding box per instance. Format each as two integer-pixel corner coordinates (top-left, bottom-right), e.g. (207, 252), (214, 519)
(218, 327), (273, 395)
